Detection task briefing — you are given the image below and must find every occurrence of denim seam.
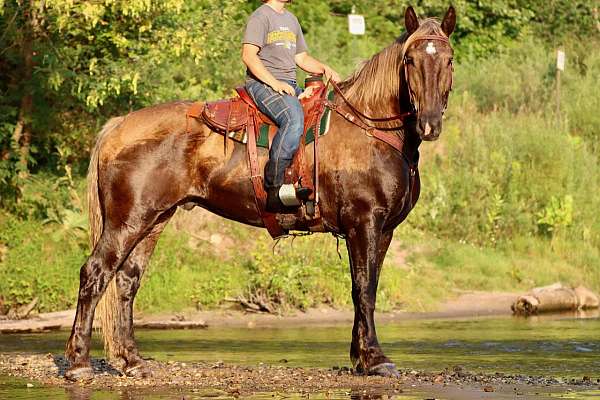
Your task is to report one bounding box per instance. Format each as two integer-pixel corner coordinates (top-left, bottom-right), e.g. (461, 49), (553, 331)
(273, 109), (293, 186)
(264, 96), (288, 120)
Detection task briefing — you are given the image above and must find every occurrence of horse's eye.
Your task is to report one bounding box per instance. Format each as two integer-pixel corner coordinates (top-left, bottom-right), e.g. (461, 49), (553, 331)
(448, 58), (454, 66)
(404, 56), (414, 65)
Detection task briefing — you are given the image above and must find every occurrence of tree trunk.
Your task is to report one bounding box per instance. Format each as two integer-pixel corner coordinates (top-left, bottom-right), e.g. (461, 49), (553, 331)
(12, 93), (33, 178)
(10, 2), (40, 179)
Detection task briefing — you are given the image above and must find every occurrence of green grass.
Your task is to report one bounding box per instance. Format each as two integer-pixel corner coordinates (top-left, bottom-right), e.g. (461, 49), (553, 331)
(1, 209), (599, 315)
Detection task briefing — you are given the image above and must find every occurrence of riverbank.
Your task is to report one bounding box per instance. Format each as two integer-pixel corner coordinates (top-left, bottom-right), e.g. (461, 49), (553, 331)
(1, 353), (599, 400)
(4, 290), (600, 334)
(0, 291), (520, 333)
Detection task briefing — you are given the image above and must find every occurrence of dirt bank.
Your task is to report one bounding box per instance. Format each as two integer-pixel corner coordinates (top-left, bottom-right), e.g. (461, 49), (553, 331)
(1, 354), (599, 399)
(0, 291), (521, 334)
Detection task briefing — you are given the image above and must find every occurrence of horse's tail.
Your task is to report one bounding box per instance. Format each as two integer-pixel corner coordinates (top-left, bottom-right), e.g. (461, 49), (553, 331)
(88, 116), (124, 359)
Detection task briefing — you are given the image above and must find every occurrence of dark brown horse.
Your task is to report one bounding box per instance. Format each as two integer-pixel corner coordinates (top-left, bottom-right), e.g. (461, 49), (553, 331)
(65, 6), (456, 380)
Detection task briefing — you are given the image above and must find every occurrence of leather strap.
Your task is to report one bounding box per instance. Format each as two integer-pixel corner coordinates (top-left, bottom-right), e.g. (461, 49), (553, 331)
(246, 110), (286, 238)
(330, 80), (413, 124)
(313, 101), (321, 204)
(412, 34), (450, 43)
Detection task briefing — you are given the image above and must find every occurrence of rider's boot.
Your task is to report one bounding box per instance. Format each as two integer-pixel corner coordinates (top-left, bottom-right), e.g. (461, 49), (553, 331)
(266, 185), (313, 213)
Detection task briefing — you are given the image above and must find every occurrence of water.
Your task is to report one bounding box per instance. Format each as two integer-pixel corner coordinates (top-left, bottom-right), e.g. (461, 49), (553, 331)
(1, 315), (600, 399)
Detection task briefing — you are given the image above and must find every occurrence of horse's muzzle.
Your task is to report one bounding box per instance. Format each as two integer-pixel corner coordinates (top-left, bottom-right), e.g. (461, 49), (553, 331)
(417, 113), (442, 141)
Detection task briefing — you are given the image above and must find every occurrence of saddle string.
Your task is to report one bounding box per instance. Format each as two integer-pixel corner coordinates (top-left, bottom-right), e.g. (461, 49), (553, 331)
(224, 103), (234, 156)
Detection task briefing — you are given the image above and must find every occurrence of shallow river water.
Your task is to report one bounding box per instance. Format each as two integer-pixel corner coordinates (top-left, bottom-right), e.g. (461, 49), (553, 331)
(1, 314), (600, 399)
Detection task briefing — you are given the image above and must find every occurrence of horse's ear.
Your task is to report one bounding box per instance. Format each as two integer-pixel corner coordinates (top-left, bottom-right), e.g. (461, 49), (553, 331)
(441, 6), (456, 37)
(404, 6), (419, 36)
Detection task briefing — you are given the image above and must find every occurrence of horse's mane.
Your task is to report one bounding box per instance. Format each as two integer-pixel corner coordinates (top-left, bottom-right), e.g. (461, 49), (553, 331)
(339, 18), (446, 115)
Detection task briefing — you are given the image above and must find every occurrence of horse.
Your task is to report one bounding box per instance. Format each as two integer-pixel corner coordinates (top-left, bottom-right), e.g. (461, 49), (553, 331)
(64, 6), (456, 380)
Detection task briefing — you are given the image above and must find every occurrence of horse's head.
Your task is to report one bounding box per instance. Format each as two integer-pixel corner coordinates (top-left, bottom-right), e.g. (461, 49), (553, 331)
(403, 6), (456, 141)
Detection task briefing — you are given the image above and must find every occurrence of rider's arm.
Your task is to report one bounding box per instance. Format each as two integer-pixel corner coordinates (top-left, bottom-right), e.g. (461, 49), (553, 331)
(295, 52), (341, 83)
(242, 44), (295, 96)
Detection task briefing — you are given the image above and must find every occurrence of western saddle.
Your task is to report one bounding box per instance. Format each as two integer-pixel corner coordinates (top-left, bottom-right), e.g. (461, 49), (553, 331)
(186, 76), (329, 239)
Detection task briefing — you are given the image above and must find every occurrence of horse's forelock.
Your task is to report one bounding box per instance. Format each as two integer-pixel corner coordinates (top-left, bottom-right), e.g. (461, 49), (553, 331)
(401, 18), (447, 56)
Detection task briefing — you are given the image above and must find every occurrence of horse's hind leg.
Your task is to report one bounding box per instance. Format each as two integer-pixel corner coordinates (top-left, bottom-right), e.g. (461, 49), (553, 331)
(113, 211), (174, 377)
(64, 211), (165, 381)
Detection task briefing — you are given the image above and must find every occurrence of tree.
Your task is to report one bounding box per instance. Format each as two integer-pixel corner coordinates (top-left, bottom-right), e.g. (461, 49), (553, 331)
(0, 0), (246, 203)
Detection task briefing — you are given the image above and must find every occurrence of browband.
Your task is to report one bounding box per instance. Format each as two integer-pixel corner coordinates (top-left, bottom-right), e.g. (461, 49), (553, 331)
(410, 34), (450, 43)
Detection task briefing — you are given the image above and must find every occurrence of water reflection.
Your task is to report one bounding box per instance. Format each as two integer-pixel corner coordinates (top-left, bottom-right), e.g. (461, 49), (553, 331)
(61, 386), (419, 400)
(64, 385), (92, 400)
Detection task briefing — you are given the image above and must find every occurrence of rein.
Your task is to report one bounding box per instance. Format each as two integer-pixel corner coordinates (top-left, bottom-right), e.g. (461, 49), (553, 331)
(327, 80), (413, 133)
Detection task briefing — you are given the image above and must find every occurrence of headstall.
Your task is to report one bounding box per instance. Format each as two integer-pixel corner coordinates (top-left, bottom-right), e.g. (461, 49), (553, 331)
(403, 34), (453, 115)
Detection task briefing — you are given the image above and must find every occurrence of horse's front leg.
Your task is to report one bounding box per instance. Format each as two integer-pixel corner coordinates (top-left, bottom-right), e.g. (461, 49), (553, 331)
(346, 221), (397, 377)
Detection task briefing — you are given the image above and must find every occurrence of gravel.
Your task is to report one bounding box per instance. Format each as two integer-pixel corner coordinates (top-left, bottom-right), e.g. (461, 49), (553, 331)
(1, 353), (599, 397)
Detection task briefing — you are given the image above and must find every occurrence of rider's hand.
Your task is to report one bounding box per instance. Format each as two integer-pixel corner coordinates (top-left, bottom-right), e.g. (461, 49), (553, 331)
(323, 65), (341, 83)
(271, 81), (296, 96)
(298, 86), (315, 100)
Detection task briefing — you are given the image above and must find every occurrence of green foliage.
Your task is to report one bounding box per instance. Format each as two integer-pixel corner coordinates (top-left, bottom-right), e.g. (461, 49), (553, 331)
(409, 37), (600, 250)
(0, 212), (84, 312)
(536, 195), (573, 236)
(1, 1), (599, 315)
(0, 0), (247, 197)
(242, 238), (350, 311)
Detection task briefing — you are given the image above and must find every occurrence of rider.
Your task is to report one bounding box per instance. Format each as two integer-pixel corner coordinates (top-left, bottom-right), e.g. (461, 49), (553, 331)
(242, 0), (340, 212)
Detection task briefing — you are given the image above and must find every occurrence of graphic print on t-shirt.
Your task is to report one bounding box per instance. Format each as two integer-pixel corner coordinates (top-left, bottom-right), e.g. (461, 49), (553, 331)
(266, 27), (297, 50)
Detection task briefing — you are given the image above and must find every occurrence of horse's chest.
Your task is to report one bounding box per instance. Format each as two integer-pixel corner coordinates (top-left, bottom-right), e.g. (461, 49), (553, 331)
(387, 170), (420, 228)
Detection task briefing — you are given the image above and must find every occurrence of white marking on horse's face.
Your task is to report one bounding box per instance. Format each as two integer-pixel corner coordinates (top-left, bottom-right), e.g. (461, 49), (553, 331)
(426, 42), (437, 55)
(424, 122), (432, 136)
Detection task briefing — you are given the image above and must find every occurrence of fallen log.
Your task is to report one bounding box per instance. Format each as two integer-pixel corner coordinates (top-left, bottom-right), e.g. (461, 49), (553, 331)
(0, 309), (208, 334)
(6, 297), (38, 320)
(0, 321), (62, 334)
(512, 283), (600, 316)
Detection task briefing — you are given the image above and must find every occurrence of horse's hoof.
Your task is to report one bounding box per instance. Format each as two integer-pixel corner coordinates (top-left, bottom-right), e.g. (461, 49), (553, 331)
(124, 363), (152, 378)
(368, 362), (401, 378)
(64, 366), (94, 382)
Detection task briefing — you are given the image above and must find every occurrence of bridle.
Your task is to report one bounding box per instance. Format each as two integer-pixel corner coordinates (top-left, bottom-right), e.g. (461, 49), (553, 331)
(327, 33), (453, 133)
(403, 34), (453, 116)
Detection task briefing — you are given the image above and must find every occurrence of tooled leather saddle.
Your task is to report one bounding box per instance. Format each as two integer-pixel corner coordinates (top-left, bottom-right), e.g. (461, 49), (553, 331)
(186, 77), (329, 239)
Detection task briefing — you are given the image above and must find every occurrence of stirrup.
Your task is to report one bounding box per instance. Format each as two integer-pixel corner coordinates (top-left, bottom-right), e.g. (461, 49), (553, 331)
(278, 184), (312, 207)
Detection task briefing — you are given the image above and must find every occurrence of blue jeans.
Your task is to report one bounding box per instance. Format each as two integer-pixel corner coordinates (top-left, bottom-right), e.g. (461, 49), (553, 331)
(246, 78), (304, 189)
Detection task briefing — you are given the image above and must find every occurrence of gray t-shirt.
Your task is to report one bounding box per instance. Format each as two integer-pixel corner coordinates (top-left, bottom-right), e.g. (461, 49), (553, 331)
(243, 4), (308, 82)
